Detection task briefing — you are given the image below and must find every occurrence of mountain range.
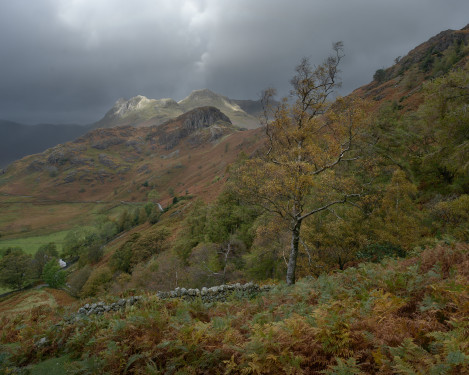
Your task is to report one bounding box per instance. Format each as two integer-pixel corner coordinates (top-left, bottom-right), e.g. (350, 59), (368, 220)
(95, 89), (262, 129)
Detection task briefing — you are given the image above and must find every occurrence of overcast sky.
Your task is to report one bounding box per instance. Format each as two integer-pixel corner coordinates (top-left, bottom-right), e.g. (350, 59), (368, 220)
(1, 0), (468, 125)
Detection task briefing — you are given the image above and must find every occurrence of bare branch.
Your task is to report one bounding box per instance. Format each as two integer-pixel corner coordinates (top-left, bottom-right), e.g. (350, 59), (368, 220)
(299, 194), (360, 221)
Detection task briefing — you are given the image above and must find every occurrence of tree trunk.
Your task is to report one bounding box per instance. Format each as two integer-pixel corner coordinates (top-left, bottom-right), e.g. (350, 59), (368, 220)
(286, 220), (302, 285)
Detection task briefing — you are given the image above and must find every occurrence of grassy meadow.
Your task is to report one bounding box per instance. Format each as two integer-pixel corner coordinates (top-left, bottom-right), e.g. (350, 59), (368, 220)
(0, 230), (71, 256)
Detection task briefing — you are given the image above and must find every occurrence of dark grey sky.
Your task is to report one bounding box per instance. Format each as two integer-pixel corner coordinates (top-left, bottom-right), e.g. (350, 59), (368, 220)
(1, 0), (468, 125)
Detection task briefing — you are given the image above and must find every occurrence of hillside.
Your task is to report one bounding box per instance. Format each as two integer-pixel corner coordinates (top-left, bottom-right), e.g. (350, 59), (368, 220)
(355, 24), (469, 109)
(0, 106), (261, 237)
(1, 243), (467, 374)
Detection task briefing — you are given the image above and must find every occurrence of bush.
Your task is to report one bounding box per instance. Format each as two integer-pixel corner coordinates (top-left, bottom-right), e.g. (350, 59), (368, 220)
(111, 227), (170, 273)
(62, 227), (100, 260)
(32, 242), (58, 278)
(42, 259), (66, 288)
(0, 248), (33, 289)
(432, 195), (469, 241)
(80, 266), (112, 297)
(357, 242), (406, 263)
(86, 244), (104, 265)
(68, 266), (92, 297)
(373, 68), (386, 83)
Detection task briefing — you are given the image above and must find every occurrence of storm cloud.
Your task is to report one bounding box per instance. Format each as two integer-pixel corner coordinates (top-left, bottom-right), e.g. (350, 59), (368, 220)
(1, 0), (468, 124)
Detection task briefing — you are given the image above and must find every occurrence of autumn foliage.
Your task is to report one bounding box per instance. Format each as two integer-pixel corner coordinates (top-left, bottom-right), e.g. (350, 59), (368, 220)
(1, 243), (468, 374)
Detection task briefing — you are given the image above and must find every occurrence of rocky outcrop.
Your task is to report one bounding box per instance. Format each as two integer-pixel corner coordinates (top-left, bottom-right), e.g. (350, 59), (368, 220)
(157, 106), (232, 150)
(27, 160), (45, 172)
(181, 106), (231, 132)
(47, 147), (71, 165)
(92, 136), (125, 150)
(111, 96), (153, 118)
(98, 154), (118, 169)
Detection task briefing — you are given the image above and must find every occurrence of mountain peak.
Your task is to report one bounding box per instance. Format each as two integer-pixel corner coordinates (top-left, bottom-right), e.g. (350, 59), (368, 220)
(112, 95), (153, 116)
(94, 89), (260, 129)
(178, 89), (221, 104)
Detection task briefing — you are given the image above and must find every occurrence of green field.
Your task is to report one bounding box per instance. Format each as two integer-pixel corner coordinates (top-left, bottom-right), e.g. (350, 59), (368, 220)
(0, 230), (70, 255)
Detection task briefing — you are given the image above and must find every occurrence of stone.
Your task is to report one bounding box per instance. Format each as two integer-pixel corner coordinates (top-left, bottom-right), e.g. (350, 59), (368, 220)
(35, 337), (48, 347)
(71, 282), (273, 324)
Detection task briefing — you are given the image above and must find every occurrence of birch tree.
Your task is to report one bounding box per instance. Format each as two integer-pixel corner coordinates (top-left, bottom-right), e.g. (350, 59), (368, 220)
(234, 43), (370, 285)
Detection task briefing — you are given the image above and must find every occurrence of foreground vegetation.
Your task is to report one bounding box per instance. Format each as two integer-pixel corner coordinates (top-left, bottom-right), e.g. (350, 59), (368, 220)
(1, 242), (467, 374)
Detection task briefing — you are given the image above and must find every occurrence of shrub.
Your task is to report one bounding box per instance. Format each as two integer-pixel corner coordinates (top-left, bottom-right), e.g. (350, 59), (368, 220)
(80, 266), (112, 297)
(357, 242), (405, 263)
(86, 244), (104, 264)
(432, 195), (469, 241)
(68, 266), (92, 297)
(111, 227), (170, 273)
(32, 242), (58, 278)
(42, 259), (66, 288)
(373, 68), (386, 83)
(0, 248), (33, 289)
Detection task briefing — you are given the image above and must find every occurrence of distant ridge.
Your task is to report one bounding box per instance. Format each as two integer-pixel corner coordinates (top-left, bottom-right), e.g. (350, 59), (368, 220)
(0, 90), (262, 168)
(0, 120), (92, 168)
(94, 89), (260, 129)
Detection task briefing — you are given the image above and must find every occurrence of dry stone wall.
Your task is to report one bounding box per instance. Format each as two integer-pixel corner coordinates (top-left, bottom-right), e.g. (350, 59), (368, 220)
(156, 282), (272, 303)
(76, 282), (272, 317)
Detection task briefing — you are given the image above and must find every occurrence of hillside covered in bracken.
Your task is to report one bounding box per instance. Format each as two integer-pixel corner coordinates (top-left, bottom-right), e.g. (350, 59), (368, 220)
(0, 24), (468, 374)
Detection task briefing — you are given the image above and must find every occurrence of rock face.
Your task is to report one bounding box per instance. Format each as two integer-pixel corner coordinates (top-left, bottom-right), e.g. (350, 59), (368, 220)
(181, 106), (231, 132)
(156, 106), (233, 150)
(112, 95), (153, 117)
